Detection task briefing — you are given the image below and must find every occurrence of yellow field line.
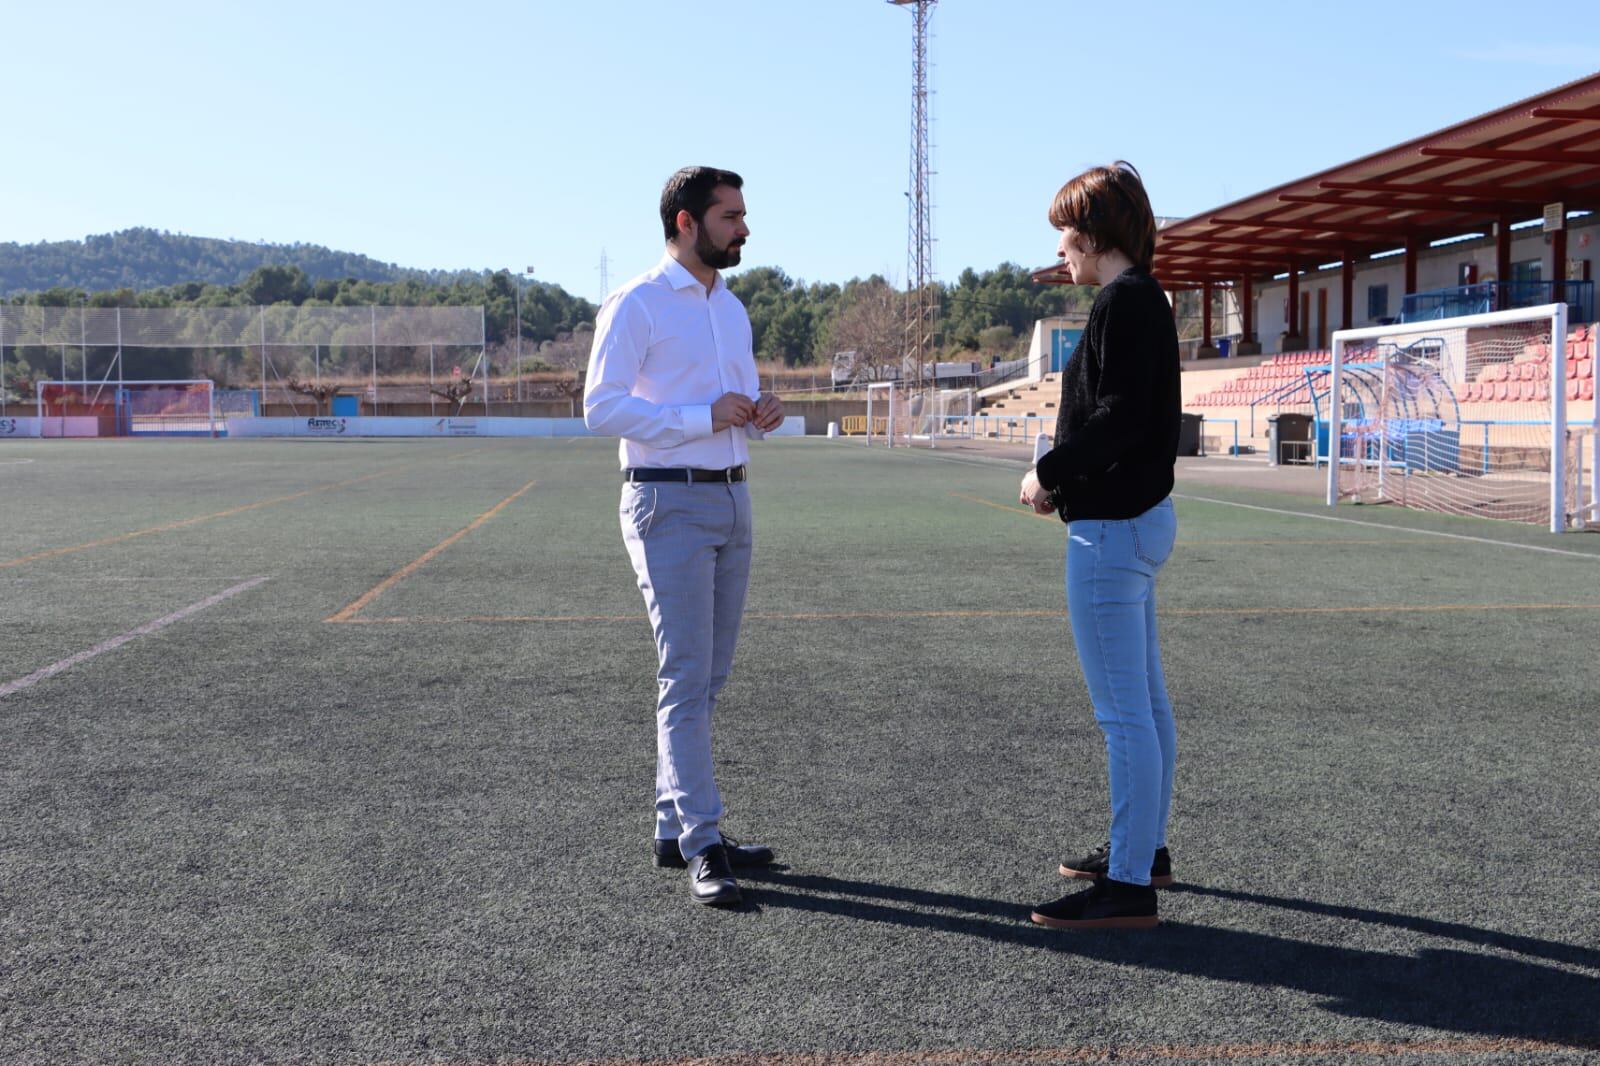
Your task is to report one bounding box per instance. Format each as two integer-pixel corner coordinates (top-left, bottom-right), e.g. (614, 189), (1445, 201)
(0, 471), (392, 570)
(324, 480), (538, 623)
(331, 602), (1600, 626)
(367, 1035), (1594, 1065)
(950, 491), (1056, 520)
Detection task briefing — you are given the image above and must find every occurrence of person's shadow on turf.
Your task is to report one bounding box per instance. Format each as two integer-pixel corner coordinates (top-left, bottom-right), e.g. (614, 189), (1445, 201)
(739, 867), (1600, 1048)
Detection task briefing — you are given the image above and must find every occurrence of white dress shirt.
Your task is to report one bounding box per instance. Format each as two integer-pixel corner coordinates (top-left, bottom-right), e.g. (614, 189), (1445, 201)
(583, 254), (763, 470)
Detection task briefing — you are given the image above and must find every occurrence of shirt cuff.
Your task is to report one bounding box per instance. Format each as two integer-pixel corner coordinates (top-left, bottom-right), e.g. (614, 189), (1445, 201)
(1035, 449), (1060, 491)
(681, 404), (714, 442)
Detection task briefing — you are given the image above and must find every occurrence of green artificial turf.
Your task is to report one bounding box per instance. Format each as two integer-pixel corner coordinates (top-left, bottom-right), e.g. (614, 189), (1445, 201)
(1, 437), (1596, 1065)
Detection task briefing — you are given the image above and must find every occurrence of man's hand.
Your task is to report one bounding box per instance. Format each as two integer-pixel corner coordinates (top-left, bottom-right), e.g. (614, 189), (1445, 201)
(1020, 467), (1054, 514)
(711, 392), (756, 433)
(752, 392), (785, 432)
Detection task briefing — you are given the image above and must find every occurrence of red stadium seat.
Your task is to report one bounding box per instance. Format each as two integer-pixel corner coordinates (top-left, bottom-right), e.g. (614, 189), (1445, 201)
(1568, 379), (1581, 401)
(1519, 362), (1538, 381)
(1494, 381), (1511, 401)
(1580, 359), (1594, 381)
(1532, 382), (1550, 402)
(1583, 379), (1595, 401)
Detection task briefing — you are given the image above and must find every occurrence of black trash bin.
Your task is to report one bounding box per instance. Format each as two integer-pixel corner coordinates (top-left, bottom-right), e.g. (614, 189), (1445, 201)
(1268, 412), (1313, 465)
(1177, 411), (1203, 457)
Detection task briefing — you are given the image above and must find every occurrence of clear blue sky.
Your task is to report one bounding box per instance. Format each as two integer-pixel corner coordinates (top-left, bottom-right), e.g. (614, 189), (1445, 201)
(5, 1), (1596, 301)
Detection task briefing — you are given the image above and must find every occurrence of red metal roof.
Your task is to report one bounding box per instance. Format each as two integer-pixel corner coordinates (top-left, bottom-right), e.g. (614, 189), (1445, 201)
(1115, 72), (1600, 291)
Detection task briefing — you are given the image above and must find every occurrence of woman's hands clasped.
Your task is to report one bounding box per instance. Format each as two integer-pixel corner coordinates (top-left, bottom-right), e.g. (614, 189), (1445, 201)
(1020, 468), (1054, 514)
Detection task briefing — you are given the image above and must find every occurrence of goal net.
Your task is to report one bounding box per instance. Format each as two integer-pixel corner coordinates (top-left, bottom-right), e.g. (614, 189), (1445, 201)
(1324, 303), (1597, 532)
(923, 387), (975, 441)
(38, 380), (217, 437)
(866, 383), (975, 447)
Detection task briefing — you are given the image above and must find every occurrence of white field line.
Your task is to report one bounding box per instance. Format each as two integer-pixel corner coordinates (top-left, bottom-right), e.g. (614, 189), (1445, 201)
(0, 577), (269, 699)
(1172, 494), (1600, 561)
(909, 446), (1600, 561)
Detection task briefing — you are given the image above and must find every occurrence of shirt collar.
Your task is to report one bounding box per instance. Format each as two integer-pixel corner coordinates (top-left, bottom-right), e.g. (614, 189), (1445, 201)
(659, 253), (722, 295)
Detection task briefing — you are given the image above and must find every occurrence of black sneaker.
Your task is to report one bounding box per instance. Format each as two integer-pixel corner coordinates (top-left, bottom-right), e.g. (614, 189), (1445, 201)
(1031, 877), (1158, 930)
(1058, 840), (1173, 888)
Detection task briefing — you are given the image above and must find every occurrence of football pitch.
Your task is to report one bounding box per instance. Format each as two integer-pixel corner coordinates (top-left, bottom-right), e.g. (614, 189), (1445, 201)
(2, 437), (1598, 1065)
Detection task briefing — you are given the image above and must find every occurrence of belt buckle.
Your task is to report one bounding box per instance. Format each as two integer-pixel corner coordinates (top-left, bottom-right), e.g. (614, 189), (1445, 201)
(723, 467), (735, 484)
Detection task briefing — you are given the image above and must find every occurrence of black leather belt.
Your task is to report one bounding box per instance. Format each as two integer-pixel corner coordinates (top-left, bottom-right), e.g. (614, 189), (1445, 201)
(624, 465), (746, 484)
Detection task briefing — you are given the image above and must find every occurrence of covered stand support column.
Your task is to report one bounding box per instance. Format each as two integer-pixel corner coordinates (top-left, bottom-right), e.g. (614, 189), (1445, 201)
(1341, 258), (1354, 331)
(1496, 214), (1513, 298)
(1283, 265), (1304, 351)
(1237, 275), (1260, 355)
(1553, 223), (1569, 306)
(1197, 281), (1219, 358)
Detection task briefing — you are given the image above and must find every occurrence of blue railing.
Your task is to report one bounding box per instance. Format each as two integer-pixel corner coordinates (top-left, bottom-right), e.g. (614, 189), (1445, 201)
(1401, 280), (1594, 324)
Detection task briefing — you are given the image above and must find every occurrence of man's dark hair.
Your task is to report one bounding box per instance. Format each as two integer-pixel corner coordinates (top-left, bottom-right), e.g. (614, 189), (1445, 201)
(660, 166), (743, 242)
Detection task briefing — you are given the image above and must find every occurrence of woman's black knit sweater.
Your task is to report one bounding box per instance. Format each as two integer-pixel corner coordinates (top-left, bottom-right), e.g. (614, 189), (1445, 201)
(1034, 266), (1180, 521)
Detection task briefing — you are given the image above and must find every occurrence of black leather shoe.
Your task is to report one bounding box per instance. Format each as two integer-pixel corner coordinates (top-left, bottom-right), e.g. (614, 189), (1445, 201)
(653, 833), (775, 870)
(687, 843), (742, 907)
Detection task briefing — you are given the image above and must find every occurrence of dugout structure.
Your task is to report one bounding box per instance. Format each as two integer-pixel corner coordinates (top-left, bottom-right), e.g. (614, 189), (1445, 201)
(0, 305), (486, 418)
(1324, 303), (1598, 532)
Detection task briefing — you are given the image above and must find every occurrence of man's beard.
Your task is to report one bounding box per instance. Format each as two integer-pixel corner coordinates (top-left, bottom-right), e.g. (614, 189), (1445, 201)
(696, 228), (743, 269)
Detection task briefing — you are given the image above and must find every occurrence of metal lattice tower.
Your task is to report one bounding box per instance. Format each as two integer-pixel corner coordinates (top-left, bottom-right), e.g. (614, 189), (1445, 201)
(890, 0), (937, 390)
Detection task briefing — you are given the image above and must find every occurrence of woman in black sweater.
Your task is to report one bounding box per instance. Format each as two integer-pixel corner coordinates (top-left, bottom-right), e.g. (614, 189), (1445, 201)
(1020, 162), (1181, 930)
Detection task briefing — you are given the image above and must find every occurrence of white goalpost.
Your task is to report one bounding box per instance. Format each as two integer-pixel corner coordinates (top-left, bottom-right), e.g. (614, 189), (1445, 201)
(37, 379), (218, 437)
(1325, 303), (1598, 533)
(865, 382), (975, 448)
(865, 381), (905, 446)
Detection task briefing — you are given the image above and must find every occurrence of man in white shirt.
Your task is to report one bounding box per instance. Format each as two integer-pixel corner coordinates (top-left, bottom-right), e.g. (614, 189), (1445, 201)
(584, 166), (784, 907)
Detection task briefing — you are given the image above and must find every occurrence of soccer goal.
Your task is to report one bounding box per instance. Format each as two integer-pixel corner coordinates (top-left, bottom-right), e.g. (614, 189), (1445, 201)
(1324, 303), (1598, 532)
(865, 382), (909, 446)
(925, 387), (976, 441)
(38, 380), (218, 438)
(865, 383), (974, 447)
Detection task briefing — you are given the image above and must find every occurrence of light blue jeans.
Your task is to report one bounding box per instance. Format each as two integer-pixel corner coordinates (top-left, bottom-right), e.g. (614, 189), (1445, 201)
(1065, 496), (1178, 886)
(620, 480), (753, 862)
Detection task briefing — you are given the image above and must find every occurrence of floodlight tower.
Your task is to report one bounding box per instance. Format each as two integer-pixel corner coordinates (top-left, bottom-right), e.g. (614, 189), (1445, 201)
(889, 0), (937, 392)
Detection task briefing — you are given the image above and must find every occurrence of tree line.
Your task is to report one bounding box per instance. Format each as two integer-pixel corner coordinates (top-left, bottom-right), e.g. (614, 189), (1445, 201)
(2, 230), (1215, 391)
(3, 259), (1103, 380)
(0, 228), (478, 296)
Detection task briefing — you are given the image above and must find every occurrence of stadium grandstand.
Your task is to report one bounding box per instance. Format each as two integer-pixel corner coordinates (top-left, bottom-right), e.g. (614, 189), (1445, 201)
(1003, 71), (1599, 470)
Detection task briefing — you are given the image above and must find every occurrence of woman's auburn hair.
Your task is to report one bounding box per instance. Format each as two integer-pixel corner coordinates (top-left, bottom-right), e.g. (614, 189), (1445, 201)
(1048, 161), (1156, 271)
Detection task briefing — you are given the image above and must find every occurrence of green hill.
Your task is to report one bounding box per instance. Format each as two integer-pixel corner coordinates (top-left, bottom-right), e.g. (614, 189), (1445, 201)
(0, 228), (475, 296)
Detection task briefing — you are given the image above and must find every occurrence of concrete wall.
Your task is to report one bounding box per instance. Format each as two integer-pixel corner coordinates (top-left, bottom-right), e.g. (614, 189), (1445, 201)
(781, 398), (868, 435)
